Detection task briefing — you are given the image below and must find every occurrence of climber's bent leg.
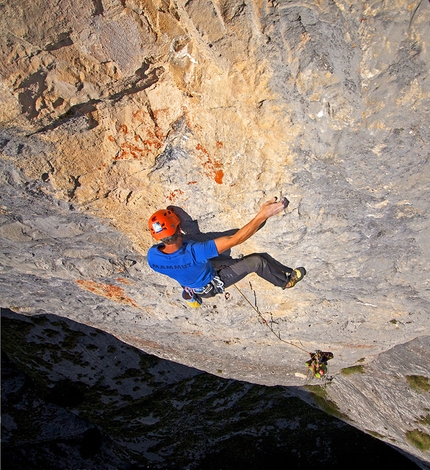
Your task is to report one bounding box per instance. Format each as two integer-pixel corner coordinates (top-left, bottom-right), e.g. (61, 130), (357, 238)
(218, 254), (292, 288)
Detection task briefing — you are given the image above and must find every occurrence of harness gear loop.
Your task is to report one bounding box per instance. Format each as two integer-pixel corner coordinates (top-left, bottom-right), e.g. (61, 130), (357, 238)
(196, 276), (225, 296)
(210, 275), (225, 294)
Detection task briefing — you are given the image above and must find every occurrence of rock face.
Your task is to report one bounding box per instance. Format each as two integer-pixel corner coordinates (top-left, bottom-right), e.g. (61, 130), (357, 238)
(3, 309), (419, 469)
(1, 0), (429, 466)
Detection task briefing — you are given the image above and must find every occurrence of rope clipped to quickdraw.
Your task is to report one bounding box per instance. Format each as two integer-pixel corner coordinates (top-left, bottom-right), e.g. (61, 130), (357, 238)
(305, 350), (334, 379)
(232, 283), (334, 379)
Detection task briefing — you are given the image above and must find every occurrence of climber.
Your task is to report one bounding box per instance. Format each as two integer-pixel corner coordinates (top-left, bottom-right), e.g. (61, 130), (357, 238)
(147, 197), (306, 306)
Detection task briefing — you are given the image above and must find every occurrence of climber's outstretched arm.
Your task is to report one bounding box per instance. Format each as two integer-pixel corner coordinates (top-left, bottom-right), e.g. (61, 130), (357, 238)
(214, 198), (285, 254)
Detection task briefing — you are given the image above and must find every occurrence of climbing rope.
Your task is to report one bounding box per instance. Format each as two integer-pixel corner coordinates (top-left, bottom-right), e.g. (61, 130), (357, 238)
(232, 283), (334, 379)
(233, 283), (309, 353)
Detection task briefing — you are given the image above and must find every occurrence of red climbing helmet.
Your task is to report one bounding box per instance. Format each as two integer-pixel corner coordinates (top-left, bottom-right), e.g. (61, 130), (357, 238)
(148, 209), (181, 240)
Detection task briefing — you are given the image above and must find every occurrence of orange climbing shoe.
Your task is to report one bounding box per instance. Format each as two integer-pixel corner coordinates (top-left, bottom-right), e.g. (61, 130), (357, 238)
(285, 267), (306, 288)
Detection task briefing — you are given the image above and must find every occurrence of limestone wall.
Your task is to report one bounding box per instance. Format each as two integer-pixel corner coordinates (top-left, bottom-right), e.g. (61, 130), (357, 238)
(1, 0), (429, 465)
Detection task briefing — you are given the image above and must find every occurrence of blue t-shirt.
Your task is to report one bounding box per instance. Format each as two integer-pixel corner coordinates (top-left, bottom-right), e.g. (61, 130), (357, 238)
(147, 240), (219, 288)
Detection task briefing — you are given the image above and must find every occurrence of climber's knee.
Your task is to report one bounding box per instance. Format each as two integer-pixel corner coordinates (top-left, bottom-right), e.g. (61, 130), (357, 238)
(230, 255), (265, 275)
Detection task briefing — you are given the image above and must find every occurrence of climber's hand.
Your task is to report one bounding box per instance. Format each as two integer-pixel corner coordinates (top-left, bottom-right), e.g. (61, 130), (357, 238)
(258, 197), (286, 220)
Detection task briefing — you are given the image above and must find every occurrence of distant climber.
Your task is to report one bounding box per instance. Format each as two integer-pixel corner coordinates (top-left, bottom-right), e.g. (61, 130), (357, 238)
(147, 197), (306, 306)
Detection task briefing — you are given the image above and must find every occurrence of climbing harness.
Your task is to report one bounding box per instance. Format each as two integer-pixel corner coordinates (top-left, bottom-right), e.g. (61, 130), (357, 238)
(195, 275), (225, 295)
(182, 276), (225, 308)
(233, 283), (334, 380)
(192, 276), (224, 296)
(208, 275), (225, 294)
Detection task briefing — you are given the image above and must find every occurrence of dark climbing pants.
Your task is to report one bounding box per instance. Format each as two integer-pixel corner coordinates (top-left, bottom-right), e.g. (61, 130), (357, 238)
(200, 254), (293, 298)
